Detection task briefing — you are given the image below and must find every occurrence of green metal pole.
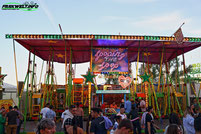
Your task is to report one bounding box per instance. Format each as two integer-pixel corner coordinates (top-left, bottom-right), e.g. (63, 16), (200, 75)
(30, 54), (35, 117)
(23, 52), (31, 132)
(176, 52), (182, 112)
(176, 54), (182, 92)
(150, 79), (161, 118)
(46, 68), (50, 103)
(50, 51), (54, 104)
(41, 62), (49, 109)
(189, 79), (201, 109)
(18, 73), (28, 109)
(182, 54), (189, 107)
(169, 76), (183, 116)
(134, 41), (141, 101)
(148, 84), (151, 106)
(165, 62), (171, 115)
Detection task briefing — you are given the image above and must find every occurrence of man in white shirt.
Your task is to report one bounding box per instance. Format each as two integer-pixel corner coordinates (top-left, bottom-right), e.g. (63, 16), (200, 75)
(61, 106), (69, 128)
(40, 103), (50, 119)
(61, 105), (77, 130)
(117, 107), (127, 120)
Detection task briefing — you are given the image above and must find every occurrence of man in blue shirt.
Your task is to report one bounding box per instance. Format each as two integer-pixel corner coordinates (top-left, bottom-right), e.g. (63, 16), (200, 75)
(46, 105), (56, 122)
(124, 97), (131, 113)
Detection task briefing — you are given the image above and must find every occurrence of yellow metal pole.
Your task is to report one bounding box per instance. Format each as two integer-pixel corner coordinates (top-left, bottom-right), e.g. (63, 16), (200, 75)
(59, 24), (68, 105)
(157, 48), (164, 92)
(13, 40), (19, 104)
(145, 81), (149, 107)
(89, 47), (92, 114)
(135, 43), (140, 95)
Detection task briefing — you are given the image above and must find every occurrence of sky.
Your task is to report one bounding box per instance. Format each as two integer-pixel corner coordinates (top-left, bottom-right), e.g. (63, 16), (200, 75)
(1, 0), (201, 86)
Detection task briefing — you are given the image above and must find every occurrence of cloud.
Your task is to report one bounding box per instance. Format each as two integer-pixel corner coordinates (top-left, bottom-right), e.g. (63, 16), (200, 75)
(38, 0), (58, 32)
(185, 28), (201, 37)
(130, 12), (191, 33)
(101, 12), (193, 35)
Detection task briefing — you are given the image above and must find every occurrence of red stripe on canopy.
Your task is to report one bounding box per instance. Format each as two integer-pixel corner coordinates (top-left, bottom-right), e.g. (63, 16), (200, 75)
(15, 38), (201, 64)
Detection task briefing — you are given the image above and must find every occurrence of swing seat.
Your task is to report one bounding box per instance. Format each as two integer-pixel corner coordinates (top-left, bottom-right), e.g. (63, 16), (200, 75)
(32, 93), (42, 98)
(175, 92), (183, 97)
(156, 92), (164, 98)
(73, 78), (84, 84)
(56, 88), (66, 93)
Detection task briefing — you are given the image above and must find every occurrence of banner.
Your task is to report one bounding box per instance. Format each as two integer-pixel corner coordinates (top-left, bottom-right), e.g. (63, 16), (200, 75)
(92, 48), (128, 72)
(174, 28), (184, 44)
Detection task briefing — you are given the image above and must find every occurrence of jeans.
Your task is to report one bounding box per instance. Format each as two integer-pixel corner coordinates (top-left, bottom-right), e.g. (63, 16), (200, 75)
(132, 120), (141, 134)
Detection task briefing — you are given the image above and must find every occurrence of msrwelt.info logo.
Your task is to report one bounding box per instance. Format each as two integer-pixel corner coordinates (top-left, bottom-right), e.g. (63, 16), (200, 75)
(2, 1), (39, 11)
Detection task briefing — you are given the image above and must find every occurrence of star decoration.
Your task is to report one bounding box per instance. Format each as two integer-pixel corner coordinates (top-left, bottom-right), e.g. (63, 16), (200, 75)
(82, 71), (97, 85)
(144, 52), (151, 56)
(56, 53), (64, 58)
(140, 72), (151, 83)
(48, 40), (57, 43)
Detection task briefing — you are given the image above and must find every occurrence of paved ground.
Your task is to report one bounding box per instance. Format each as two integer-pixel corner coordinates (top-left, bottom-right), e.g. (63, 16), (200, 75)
(22, 120), (86, 132)
(22, 119), (169, 133)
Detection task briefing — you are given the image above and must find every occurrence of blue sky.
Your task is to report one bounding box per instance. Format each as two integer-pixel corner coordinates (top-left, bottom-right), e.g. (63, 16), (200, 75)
(1, 0), (201, 86)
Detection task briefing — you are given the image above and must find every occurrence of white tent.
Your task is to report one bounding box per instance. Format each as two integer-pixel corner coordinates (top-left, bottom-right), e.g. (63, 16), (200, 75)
(2, 83), (18, 105)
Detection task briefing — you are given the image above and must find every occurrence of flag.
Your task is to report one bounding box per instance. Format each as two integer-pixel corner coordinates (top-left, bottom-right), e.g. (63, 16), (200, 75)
(0, 75), (6, 81)
(174, 28), (184, 44)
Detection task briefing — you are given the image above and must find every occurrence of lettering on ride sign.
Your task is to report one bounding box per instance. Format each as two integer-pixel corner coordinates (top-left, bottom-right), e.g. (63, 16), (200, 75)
(93, 48), (128, 72)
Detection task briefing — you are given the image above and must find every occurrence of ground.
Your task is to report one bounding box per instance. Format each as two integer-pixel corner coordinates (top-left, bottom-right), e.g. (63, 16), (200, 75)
(20, 119), (169, 133)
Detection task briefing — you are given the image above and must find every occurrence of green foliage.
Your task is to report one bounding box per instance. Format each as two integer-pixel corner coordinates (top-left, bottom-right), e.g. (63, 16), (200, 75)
(104, 74), (119, 85)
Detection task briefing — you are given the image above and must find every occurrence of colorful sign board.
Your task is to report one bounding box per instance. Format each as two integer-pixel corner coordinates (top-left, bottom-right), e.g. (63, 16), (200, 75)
(92, 48), (128, 72)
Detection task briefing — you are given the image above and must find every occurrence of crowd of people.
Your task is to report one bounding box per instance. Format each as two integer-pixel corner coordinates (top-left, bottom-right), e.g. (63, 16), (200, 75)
(1, 98), (201, 134)
(0, 106), (23, 134)
(35, 97), (201, 134)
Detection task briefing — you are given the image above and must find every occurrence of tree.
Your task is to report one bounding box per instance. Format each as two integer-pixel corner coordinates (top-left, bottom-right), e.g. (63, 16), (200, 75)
(104, 74), (119, 85)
